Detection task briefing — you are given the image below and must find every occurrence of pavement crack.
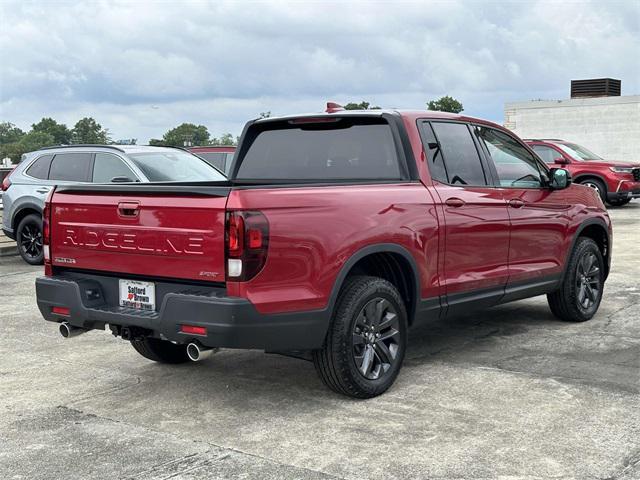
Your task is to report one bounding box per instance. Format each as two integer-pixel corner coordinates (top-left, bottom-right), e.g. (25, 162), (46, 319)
(55, 404), (345, 480)
(601, 448), (640, 480)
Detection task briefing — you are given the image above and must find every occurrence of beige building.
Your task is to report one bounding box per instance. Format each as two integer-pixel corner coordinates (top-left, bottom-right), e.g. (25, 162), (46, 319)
(505, 95), (640, 161)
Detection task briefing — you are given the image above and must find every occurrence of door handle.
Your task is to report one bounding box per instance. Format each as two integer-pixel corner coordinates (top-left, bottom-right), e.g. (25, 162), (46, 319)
(445, 197), (465, 208)
(36, 187), (51, 194)
(508, 198), (525, 209)
(117, 201), (140, 217)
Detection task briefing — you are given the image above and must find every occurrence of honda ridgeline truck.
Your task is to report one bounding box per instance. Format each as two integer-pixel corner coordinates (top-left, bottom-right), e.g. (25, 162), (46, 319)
(36, 105), (612, 398)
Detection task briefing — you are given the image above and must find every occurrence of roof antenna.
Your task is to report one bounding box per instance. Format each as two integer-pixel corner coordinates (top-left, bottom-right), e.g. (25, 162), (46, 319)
(325, 102), (344, 113)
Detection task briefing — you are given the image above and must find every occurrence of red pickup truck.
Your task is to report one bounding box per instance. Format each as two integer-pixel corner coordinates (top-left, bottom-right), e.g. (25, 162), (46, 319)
(36, 106), (612, 398)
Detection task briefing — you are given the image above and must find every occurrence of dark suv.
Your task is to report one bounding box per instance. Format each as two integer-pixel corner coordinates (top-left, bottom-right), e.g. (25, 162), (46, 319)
(1, 144), (225, 264)
(525, 139), (640, 206)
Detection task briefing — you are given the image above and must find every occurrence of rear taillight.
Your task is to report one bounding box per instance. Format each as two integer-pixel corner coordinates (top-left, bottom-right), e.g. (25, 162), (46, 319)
(1, 169), (14, 191)
(225, 211), (269, 281)
(43, 188), (55, 276)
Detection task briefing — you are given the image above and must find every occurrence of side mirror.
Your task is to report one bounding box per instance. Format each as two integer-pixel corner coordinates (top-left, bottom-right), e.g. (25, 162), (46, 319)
(550, 168), (571, 189)
(110, 176), (136, 183)
(554, 157), (568, 165)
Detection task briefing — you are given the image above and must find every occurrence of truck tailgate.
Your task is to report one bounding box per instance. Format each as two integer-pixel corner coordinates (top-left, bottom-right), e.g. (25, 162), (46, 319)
(49, 188), (228, 283)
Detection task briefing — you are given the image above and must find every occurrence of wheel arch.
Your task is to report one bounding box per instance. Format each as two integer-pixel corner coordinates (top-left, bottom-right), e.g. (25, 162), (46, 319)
(564, 218), (611, 281)
(327, 244), (421, 326)
(12, 203), (42, 232)
(573, 173), (608, 191)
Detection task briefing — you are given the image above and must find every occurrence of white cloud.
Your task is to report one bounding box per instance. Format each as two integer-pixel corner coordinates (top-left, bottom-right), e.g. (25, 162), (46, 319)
(0, 0), (638, 142)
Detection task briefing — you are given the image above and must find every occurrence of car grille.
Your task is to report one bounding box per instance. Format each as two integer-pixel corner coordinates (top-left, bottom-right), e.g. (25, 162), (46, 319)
(633, 168), (640, 181)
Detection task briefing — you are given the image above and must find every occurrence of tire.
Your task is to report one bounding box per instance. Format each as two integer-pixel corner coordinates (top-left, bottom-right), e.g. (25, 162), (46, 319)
(130, 337), (191, 364)
(607, 198), (631, 207)
(578, 178), (607, 204)
(16, 213), (44, 265)
(312, 276), (408, 398)
(548, 237), (604, 322)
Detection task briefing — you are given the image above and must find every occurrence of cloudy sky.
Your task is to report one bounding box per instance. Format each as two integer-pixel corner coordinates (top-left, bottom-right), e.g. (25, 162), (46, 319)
(1, 0), (639, 143)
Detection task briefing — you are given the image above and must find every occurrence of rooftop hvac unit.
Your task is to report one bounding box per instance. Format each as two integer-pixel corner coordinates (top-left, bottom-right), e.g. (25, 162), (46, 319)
(570, 78), (621, 98)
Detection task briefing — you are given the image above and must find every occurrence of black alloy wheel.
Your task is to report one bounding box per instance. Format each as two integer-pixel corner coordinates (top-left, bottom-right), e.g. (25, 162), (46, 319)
(352, 297), (401, 380)
(313, 276), (408, 398)
(548, 237), (604, 322)
(17, 214), (44, 265)
(575, 250), (601, 311)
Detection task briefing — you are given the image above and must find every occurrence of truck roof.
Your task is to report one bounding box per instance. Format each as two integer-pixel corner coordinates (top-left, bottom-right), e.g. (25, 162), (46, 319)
(256, 108), (505, 131)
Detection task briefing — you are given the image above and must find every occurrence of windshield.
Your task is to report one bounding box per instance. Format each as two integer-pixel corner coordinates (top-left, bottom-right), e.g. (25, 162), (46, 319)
(128, 151), (226, 182)
(557, 143), (603, 161)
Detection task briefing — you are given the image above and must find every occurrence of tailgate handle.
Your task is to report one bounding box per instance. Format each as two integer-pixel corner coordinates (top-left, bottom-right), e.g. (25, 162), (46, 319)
(118, 201), (140, 217)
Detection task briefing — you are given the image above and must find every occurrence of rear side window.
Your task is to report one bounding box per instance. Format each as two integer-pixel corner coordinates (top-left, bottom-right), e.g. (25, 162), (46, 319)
(93, 153), (138, 183)
(431, 122), (487, 186)
(49, 153), (92, 182)
(235, 118), (401, 181)
(197, 152), (227, 172)
(477, 127), (543, 188)
(25, 154), (53, 179)
(531, 145), (560, 164)
(418, 122), (448, 184)
(128, 151), (226, 182)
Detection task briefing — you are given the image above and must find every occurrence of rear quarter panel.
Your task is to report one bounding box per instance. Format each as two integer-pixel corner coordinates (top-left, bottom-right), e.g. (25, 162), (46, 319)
(226, 183), (440, 314)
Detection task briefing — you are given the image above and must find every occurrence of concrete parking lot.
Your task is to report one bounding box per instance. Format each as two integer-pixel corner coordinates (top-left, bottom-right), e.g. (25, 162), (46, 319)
(1, 204), (638, 480)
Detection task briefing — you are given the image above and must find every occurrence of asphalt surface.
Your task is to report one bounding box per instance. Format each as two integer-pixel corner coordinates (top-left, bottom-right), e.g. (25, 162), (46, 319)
(1, 203), (638, 480)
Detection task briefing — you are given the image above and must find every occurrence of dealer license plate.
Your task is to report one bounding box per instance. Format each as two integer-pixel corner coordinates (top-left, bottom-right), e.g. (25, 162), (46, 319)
(119, 279), (156, 311)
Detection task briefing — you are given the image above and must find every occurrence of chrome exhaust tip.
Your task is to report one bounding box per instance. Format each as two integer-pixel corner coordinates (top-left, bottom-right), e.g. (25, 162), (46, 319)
(59, 322), (87, 338)
(186, 342), (218, 362)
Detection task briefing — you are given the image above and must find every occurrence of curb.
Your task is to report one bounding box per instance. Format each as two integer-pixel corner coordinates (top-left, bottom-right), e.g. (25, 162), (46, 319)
(0, 243), (17, 257)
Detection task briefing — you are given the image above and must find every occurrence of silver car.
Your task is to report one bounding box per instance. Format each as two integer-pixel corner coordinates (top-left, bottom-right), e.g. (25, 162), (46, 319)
(1, 144), (226, 264)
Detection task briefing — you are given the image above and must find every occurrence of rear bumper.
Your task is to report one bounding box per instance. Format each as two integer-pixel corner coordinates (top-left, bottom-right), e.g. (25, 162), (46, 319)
(36, 275), (329, 351)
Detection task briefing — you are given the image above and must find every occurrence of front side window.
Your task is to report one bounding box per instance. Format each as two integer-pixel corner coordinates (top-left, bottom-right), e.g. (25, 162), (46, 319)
(49, 153), (92, 182)
(236, 118), (401, 181)
(93, 153), (138, 183)
(128, 150), (226, 182)
(477, 127), (543, 188)
(25, 154), (53, 179)
(531, 145), (561, 164)
(430, 122), (487, 186)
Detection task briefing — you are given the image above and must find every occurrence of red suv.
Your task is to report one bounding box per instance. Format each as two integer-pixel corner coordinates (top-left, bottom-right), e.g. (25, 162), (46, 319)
(525, 139), (640, 206)
(35, 107), (612, 398)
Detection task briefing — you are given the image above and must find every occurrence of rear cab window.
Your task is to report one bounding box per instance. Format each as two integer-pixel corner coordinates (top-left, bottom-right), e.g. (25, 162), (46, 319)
(234, 117), (404, 182)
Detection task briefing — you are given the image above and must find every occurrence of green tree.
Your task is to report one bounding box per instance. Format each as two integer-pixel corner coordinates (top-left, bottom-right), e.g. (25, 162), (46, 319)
(71, 117), (110, 144)
(427, 96), (464, 114)
(159, 123), (210, 147)
(0, 122), (25, 145)
(343, 101), (381, 110)
(259, 111), (271, 119)
(210, 133), (236, 146)
(1, 131), (55, 163)
(31, 117), (72, 144)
